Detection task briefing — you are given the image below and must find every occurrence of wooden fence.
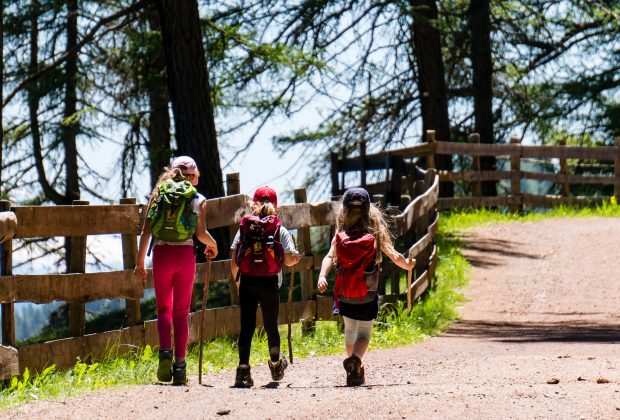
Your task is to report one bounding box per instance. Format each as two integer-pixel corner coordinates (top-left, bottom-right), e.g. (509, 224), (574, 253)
(331, 132), (620, 211)
(0, 170), (438, 380)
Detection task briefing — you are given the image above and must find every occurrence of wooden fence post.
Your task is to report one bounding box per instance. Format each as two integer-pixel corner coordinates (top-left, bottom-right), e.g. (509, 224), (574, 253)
(426, 130), (436, 169)
(330, 152), (340, 196)
(226, 173), (241, 305)
(470, 133), (482, 198)
(614, 137), (620, 202)
(120, 197), (141, 325)
(294, 188), (315, 333)
(0, 200), (15, 346)
(359, 141), (367, 188)
(386, 206), (400, 296)
(558, 139), (570, 197)
(414, 180), (429, 290)
(389, 155), (403, 208)
(510, 136), (522, 213)
(68, 200), (89, 337)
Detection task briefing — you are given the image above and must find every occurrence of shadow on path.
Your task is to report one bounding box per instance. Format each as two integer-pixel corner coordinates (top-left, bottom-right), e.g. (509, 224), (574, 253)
(446, 319), (620, 343)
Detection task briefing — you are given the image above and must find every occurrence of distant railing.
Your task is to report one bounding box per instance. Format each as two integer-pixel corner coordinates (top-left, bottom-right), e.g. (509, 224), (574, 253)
(0, 171), (439, 379)
(330, 132), (620, 211)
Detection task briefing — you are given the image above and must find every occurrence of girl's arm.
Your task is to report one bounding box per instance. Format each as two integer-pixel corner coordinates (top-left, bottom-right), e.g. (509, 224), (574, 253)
(317, 236), (337, 293)
(381, 242), (416, 271)
(281, 227), (301, 266)
(195, 200), (218, 258)
(135, 200), (153, 282)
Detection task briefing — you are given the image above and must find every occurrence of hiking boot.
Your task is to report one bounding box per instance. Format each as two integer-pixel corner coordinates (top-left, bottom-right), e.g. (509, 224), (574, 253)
(343, 355), (363, 387)
(234, 364), (254, 388)
(157, 349), (173, 383)
(359, 364), (366, 385)
(268, 354), (288, 381)
(172, 360), (187, 386)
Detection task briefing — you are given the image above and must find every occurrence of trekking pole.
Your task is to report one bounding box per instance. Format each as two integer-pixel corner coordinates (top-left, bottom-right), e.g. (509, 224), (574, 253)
(287, 260), (296, 363)
(406, 250), (414, 314)
(198, 256), (212, 385)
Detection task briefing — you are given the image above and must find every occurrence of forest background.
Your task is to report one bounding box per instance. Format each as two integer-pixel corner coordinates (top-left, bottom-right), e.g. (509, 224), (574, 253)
(0, 0), (618, 342)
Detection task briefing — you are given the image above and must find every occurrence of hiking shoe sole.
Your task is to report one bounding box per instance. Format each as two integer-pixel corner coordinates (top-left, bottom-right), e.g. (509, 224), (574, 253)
(157, 358), (173, 383)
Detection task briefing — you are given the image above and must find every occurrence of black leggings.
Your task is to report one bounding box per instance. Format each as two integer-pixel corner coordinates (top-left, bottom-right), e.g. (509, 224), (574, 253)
(238, 274), (281, 365)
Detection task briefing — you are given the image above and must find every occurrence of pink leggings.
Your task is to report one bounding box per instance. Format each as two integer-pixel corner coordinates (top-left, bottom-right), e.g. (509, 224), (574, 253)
(152, 245), (196, 359)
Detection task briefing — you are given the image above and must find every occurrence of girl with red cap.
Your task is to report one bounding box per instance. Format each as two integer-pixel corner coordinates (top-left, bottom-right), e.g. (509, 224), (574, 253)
(135, 156), (218, 385)
(230, 186), (301, 387)
(317, 187), (415, 386)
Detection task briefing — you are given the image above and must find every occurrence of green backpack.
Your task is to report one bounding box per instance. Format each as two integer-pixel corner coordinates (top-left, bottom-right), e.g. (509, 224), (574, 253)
(146, 179), (198, 242)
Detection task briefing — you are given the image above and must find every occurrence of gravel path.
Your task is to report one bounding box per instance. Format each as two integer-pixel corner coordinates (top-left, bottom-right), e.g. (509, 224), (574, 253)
(5, 217), (620, 419)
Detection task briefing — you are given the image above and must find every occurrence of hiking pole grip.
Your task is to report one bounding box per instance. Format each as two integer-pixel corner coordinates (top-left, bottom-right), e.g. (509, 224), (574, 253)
(406, 251), (413, 314)
(198, 257), (212, 385)
(287, 262), (295, 363)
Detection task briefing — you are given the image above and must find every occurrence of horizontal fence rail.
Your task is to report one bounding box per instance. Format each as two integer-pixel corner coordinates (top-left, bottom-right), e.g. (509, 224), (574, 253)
(330, 132), (620, 212)
(0, 172), (439, 379)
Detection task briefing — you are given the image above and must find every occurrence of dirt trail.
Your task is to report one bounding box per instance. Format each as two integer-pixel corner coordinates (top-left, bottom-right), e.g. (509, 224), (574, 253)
(5, 217), (620, 419)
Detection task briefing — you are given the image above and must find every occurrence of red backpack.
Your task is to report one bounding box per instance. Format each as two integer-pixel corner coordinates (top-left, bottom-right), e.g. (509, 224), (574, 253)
(334, 230), (378, 300)
(235, 214), (284, 276)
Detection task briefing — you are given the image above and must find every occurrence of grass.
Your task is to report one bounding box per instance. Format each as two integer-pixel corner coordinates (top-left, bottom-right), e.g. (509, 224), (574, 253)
(5, 199), (618, 409)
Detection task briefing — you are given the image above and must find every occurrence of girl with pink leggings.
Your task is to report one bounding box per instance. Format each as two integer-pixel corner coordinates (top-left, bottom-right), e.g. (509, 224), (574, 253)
(135, 156), (217, 385)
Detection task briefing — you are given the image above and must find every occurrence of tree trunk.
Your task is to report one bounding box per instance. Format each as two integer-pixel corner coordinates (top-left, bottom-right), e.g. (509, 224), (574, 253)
(146, 7), (171, 188)
(156, 0), (224, 199)
(410, 0), (453, 197)
(62, 0), (80, 203)
(470, 0), (496, 196)
(0, 0), (4, 195)
(29, 0), (64, 204)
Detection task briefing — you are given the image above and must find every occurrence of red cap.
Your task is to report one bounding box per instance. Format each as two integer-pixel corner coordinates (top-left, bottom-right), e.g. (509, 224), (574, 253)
(253, 186), (277, 208)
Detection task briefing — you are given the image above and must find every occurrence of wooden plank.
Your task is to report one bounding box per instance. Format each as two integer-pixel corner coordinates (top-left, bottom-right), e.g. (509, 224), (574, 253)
(521, 144), (620, 160)
(0, 344), (19, 380)
(0, 271), (143, 303)
(438, 170), (512, 182)
(278, 201), (339, 229)
(13, 204), (144, 238)
(437, 195), (517, 210)
(521, 171), (620, 185)
(407, 214), (438, 258)
(0, 211), (17, 242)
(226, 173), (241, 305)
(409, 246), (437, 300)
(18, 323), (146, 373)
(341, 143), (433, 173)
(435, 141), (520, 157)
(391, 171), (439, 236)
(204, 194), (250, 229)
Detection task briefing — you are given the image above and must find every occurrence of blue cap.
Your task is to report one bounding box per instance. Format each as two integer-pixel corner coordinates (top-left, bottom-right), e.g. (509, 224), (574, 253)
(342, 187), (370, 209)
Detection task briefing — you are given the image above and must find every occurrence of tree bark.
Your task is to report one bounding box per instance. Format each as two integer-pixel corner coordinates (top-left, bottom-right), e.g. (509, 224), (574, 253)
(410, 0), (453, 197)
(146, 7), (171, 188)
(156, 0), (224, 199)
(470, 0), (496, 196)
(62, 0), (80, 203)
(0, 0), (4, 195)
(29, 0), (64, 204)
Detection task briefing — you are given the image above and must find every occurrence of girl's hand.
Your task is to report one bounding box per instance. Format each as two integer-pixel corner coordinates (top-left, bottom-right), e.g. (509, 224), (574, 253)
(204, 245), (218, 259)
(406, 255), (416, 271)
(134, 263), (147, 285)
(317, 276), (328, 293)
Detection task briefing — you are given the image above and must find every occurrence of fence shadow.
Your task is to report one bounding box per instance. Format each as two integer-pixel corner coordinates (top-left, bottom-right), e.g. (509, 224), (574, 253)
(446, 319), (620, 343)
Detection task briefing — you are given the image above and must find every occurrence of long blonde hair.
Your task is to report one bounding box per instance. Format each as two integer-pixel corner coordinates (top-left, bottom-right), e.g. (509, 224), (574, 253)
(150, 166), (195, 200)
(335, 201), (396, 264)
(251, 201), (277, 218)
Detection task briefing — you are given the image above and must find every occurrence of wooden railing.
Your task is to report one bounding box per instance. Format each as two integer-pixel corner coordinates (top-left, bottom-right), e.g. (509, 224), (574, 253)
(0, 171), (439, 379)
(331, 132), (620, 211)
